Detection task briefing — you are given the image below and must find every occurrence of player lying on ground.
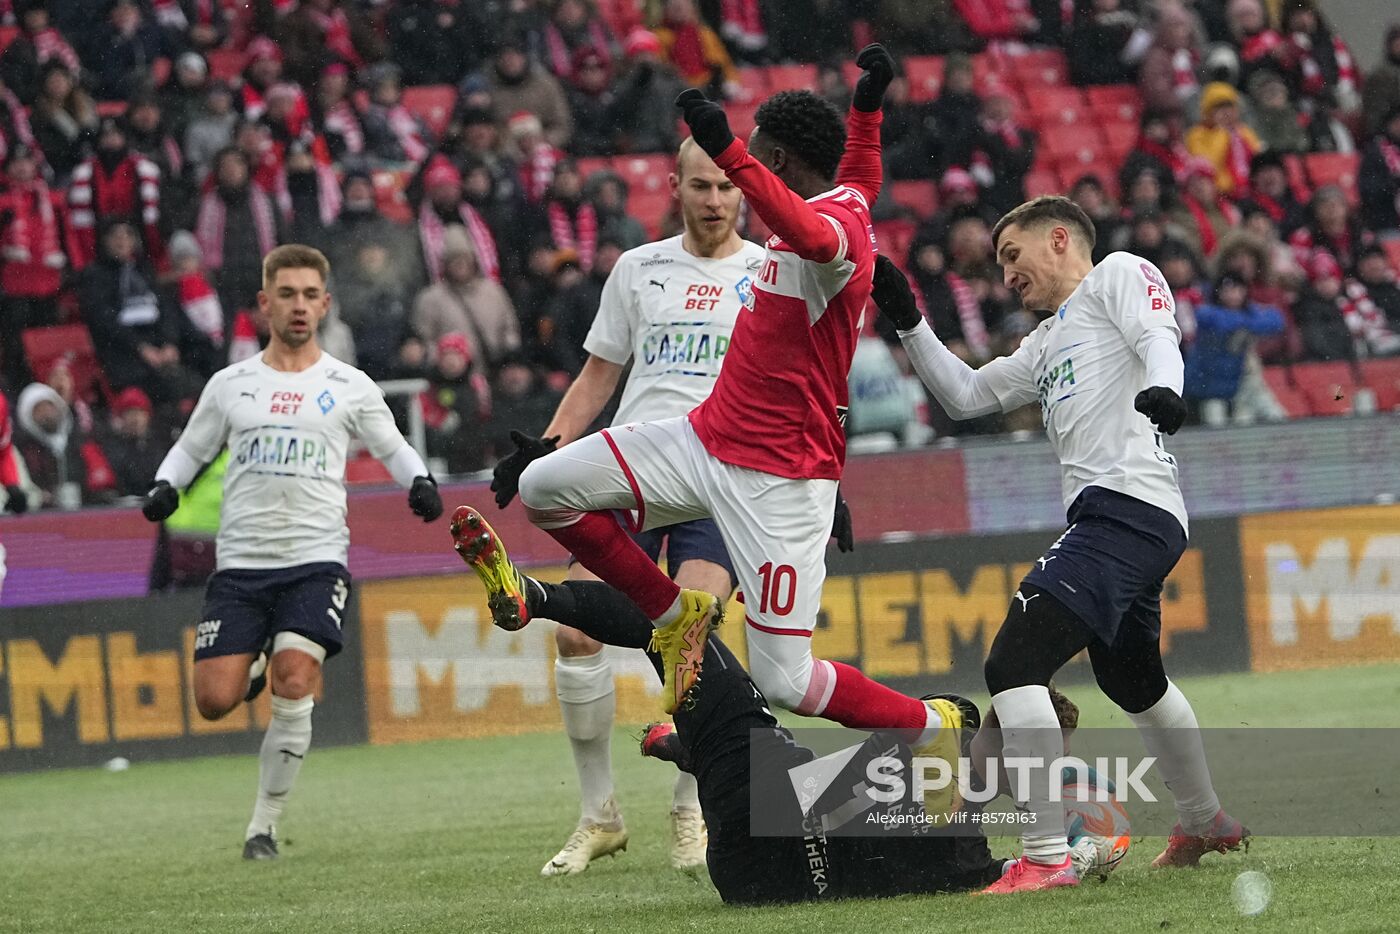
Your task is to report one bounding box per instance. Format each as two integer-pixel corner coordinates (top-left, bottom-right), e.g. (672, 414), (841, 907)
(871, 197), (1247, 894)
(142, 245), (443, 860)
(450, 506), (999, 904)
(494, 47), (947, 751)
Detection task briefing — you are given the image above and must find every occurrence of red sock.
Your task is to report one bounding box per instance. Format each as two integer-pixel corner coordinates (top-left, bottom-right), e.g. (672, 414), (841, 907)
(546, 511), (680, 620)
(820, 661), (929, 733)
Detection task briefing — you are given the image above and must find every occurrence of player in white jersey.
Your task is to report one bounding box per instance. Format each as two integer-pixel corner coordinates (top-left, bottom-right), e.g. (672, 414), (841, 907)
(141, 245), (443, 860)
(872, 196), (1246, 894)
(486, 140), (772, 876)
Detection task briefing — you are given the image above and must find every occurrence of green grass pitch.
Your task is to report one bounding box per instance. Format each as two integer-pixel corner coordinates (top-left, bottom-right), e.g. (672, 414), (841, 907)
(5, 664), (1400, 933)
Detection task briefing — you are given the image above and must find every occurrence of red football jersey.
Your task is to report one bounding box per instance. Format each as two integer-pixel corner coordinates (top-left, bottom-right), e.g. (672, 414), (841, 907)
(0, 393), (20, 488)
(689, 108), (882, 481)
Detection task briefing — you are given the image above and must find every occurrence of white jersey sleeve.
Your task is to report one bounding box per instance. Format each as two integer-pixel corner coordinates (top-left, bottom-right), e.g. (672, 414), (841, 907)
(1094, 253), (1182, 346)
(347, 371), (409, 460)
(582, 256), (636, 366)
(173, 369), (231, 464)
(897, 318), (1043, 418)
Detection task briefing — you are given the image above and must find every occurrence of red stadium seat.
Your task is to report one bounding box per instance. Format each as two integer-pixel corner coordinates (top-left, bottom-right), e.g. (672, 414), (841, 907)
(96, 100), (128, 118)
(206, 48), (248, 82)
(1304, 152), (1361, 205)
(22, 324), (108, 405)
(1291, 360), (1359, 416)
(1100, 121), (1140, 158)
(888, 180), (939, 219)
(1040, 128), (1106, 163)
(1085, 85), (1142, 124)
(372, 170), (412, 223)
(1282, 153), (1311, 202)
(402, 85), (457, 140)
(1009, 49), (1069, 89)
(764, 64), (818, 93)
(1359, 358), (1400, 412)
(575, 157), (611, 181)
(0, 27), (18, 55)
(612, 155), (676, 239)
(722, 97), (762, 141)
(1026, 88), (1087, 129)
(733, 67), (769, 102)
(904, 56), (946, 102)
(345, 449), (393, 485)
(1260, 366), (1309, 419)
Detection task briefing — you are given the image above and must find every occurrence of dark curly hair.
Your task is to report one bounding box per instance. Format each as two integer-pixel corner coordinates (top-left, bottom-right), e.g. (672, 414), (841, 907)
(753, 90), (847, 182)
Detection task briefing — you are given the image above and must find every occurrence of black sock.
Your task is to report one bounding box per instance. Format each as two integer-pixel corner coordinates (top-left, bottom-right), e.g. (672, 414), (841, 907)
(535, 578), (662, 677)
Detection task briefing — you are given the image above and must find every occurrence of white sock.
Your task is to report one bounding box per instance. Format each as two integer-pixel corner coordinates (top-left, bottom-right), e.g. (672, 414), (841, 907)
(991, 685), (1068, 865)
(1126, 680), (1221, 835)
(652, 593), (683, 627)
(671, 770), (700, 810)
(555, 651), (619, 825)
(246, 694), (313, 840)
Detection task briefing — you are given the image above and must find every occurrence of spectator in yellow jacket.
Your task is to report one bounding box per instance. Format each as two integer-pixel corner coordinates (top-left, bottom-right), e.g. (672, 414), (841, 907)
(1186, 81), (1262, 196)
(653, 0), (739, 92)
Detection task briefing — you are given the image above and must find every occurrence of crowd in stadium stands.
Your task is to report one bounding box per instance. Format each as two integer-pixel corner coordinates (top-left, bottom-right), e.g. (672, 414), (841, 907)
(1, 0), (1399, 511)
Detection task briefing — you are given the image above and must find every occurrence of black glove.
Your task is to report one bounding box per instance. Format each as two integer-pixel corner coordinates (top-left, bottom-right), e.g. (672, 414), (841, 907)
(871, 254), (922, 331)
(1134, 386), (1187, 435)
(675, 88), (735, 159)
(142, 480), (179, 522)
(3, 485), (26, 514)
(409, 475), (443, 522)
(490, 430), (560, 509)
(852, 43), (897, 113)
(831, 488), (854, 553)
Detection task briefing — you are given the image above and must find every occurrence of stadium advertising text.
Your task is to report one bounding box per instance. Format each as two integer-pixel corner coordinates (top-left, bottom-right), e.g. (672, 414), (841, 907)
(1240, 505), (1400, 671)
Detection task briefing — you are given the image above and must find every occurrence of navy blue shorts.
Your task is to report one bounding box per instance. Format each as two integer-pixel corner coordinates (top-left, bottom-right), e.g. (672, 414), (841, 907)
(571, 516), (737, 590)
(195, 562), (351, 661)
(1022, 487), (1187, 647)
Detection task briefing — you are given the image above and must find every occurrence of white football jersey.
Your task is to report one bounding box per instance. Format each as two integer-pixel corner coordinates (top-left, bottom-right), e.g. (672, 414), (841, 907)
(172, 352), (409, 570)
(584, 235), (767, 426)
(974, 252), (1188, 533)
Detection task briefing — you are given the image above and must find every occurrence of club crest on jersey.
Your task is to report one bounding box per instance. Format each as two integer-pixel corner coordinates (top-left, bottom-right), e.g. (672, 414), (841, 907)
(735, 275), (755, 311)
(318, 390), (335, 414)
(1139, 263), (1167, 292)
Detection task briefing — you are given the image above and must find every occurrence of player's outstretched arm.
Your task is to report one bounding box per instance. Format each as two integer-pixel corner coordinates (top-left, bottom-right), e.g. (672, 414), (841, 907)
(873, 256), (1030, 420)
(836, 44), (895, 205)
(676, 90), (844, 264)
(489, 355), (623, 509)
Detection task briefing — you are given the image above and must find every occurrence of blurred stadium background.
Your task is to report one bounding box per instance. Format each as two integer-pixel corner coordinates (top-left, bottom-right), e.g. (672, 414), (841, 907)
(2, 0), (1400, 928)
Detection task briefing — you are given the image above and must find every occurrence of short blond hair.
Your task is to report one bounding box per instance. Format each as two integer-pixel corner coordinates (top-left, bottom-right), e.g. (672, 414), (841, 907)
(262, 244), (330, 288)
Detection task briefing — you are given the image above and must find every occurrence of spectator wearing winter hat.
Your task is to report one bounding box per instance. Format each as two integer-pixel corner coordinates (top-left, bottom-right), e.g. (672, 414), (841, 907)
(421, 331), (492, 473)
(159, 52), (212, 150)
(1138, 1), (1206, 114)
(360, 63), (431, 167)
(565, 48), (625, 157)
(14, 379), (89, 509)
(1292, 250), (1398, 362)
(1359, 105), (1400, 238)
(1226, 0), (1288, 90)
(1186, 81), (1261, 196)
(507, 110), (565, 205)
(321, 168), (419, 287)
(1069, 174), (1124, 264)
(542, 160), (598, 274)
(163, 231), (225, 378)
(101, 387), (169, 499)
(1241, 151), (1306, 235)
(1362, 26), (1400, 138)
(1246, 69), (1307, 154)
(183, 82), (238, 184)
(0, 1), (82, 106)
(0, 144), (66, 384)
(1171, 156), (1242, 258)
(412, 225), (522, 372)
(125, 94), (189, 217)
(485, 33), (574, 150)
(277, 0), (383, 89)
(66, 117), (166, 272)
(609, 29), (685, 156)
(30, 63), (97, 184)
(417, 154), (502, 287)
(1279, 0), (1360, 116)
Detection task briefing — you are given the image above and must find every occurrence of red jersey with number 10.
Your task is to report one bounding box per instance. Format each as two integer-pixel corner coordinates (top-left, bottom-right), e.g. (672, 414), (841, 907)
(689, 107), (882, 480)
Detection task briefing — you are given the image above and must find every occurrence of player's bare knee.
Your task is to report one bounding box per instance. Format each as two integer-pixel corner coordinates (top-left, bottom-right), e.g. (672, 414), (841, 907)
(193, 685), (241, 721)
(556, 624), (604, 657)
(269, 633), (325, 700)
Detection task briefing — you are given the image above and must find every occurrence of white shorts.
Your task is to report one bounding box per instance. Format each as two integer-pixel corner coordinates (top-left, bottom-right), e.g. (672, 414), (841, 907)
(519, 416), (839, 709)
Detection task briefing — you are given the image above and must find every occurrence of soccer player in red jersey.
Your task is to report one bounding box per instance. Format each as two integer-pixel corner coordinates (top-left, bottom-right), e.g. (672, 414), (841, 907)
(455, 46), (953, 747)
